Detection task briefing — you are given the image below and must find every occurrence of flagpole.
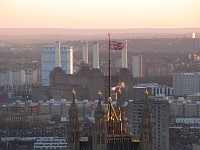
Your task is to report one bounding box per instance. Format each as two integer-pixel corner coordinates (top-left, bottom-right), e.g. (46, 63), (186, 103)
(108, 33), (111, 98)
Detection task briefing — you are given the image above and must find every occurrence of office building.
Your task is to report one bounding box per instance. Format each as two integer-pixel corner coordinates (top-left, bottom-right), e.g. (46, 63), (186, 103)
(173, 72), (200, 96)
(193, 140), (200, 150)
(7, 70), (26, 85)
(0, 70), (8, 86)
(34, 137), (67, 150)
(160, 64), (173, 76)
(132, 55), (144, 77)
(169, 101), (184, 117)
(25, 69), (38, 85)
(0, 69), (37, 87)
(146, 64), (173, 77)
(128, 96), (169, 150)
(133, 83), (173, 98)
(169, 100), (200, 118)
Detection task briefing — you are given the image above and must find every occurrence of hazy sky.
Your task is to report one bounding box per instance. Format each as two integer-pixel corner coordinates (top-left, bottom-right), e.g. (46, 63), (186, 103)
(0, 0), (199, 29)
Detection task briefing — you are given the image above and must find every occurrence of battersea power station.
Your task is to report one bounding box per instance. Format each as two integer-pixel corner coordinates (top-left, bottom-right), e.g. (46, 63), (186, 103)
(32, 41), (133, 101)
(31, 41), (154, 150)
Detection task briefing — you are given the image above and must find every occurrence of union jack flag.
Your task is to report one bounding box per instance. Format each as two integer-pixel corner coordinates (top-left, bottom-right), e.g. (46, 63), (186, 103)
(110, 41), (125, 50)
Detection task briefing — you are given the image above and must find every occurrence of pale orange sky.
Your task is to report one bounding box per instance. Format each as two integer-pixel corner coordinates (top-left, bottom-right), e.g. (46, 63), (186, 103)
(0, 0), (200, 28)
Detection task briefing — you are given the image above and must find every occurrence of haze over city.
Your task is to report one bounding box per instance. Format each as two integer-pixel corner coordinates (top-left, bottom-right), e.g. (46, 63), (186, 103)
(0, 0), (199, 29)
(1, 0), (200, 150)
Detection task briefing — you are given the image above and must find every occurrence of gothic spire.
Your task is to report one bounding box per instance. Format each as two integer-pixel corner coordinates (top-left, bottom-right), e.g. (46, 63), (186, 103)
(68, 88), (79, 118)
(94, 90), (104, 120)
(67, 88), (80, 150)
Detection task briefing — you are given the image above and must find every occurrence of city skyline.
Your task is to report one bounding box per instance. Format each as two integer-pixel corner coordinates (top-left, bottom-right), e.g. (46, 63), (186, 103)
(0, 0), (200, 29)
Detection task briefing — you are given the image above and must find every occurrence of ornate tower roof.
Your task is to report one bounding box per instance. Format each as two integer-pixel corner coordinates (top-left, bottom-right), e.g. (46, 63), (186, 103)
(142, 89), (151, 115)
(94, 90), (104, 120)
(92, 90), (107, 150)
(67, 89), (80, 150)
(68, 89), (79, 118)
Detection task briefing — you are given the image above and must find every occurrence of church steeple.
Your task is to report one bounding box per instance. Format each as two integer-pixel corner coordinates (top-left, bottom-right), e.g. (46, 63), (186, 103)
(67, 89), (80, 150)
(92, 90), (107, 150)
(140, 88), (153, 150)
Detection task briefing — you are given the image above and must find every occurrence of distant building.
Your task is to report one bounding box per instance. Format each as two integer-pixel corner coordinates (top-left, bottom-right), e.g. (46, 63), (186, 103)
(7, 70), (26, 85)
(160, 64), (173, 76)
(34, 137), (67, 150)
(0, 69), (38, 87)
(115, 59), (122, 71)
(169, 100), (200, 118)
(38, 99), (70, 117)
(184, 102), (198, 117)
(170, 101), (184, 117)
(176, 117), (200, 124)
(173, 72), (200, 96)
(41, 42), (73, 86)
(188, 53), (200, 62)
(192, 32), (196, 39)
(193, 140), (200, 150)
(146, 64), (173, 77)
(187, 93), (200, 101)
(132, 55), (144, 77)
(0, 71), (8, 86)
(0, 101), (51, 128)
(33, 64), (134, 101)
(25, 69), (38, 85)
(128, 96), (169, 150)
(35, 40), (134, 101)
(0, 141), (11, 150)
(133, 83), (173, 98)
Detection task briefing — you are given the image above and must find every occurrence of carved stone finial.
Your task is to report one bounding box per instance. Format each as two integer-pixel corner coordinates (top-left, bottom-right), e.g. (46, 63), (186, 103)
(98, 90), (102, 97)
(144, 88), (148, 95)
(72, 88), (76, 96)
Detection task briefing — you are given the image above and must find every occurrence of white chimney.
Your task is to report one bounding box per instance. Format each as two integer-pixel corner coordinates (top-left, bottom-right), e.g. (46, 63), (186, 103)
(82, 41), (88, 64)
(122, 40), (128, 68)
(69, 47), (73, 74)
(55, 41), (61, 68)
(93, 41), (99, 69)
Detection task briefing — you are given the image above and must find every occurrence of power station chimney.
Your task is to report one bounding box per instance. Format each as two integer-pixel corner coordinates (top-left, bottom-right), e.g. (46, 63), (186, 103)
(122, 40), (128, 68)
(55, 41), (61, 68)
(69, 46), (74, 74)
(82, 41), (88, 64)
(93, 41), (99, 69)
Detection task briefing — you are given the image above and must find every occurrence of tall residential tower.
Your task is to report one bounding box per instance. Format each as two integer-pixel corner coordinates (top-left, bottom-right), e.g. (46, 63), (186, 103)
(132, 55), (145, 77)
(41, 42), (73, 86)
